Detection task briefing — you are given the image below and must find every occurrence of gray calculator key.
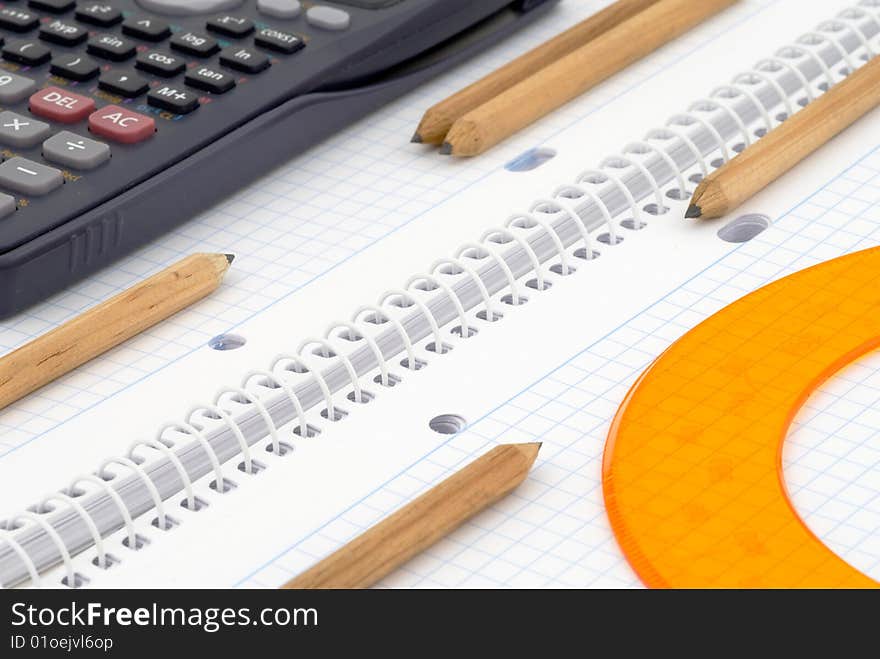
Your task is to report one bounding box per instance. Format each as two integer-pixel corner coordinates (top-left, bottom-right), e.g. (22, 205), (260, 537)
(0, 72), (37, 104)
(0, 157), (63, 196)
(306, 6), (350, 30)
(0, 112), (50, 148)
(43, 131), (110, 170)
(135, 0), (244, 15)
(0, 193), (15, 219)
(258, 0), (301, 19)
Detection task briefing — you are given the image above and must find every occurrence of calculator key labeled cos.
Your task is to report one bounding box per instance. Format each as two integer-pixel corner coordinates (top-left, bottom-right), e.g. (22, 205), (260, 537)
(88, 105), (156, 144)
(43, 131), (111, 170)
(30, 87), (96, 123)
(136, 50), (186, 77)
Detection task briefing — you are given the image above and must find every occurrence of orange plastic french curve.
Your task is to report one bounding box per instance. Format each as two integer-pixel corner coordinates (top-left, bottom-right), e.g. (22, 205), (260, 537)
(603, 247), (880, 588)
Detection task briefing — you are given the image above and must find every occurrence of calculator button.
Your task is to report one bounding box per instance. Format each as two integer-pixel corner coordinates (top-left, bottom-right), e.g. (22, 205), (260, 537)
(0, 157), (63, 196)
(257, 0), (301, 19)
(3, 40), (52, 66)
(0, 111), (50, 148)
(170, 31), (218, 57)
(39, 20), (89, 46)
(30, 86), (96, 123)
(147, 85), (199, 114)
(99, 69), (149, 97)
(306, 6), (350, 30)
(122, 17), (171, 42)
(43, 131), (111, 170)
(0, 72), (37, 104)
(87, 33), (136, 61)
(50, 53), (100, 81)
(89, 104), (156, 143)
(185, 65), (235, 93)
(28, 0), (75, 13)
(219, 45), (269, 74)
(254, 28), (304, 54)
(0, 8), (40, 32)
(75, 3), (123, 27)
(135, 0), (244, 15)
(0, 194), (16, 219)
(135, 50), (185, 77)
(207, 15), (254, 38)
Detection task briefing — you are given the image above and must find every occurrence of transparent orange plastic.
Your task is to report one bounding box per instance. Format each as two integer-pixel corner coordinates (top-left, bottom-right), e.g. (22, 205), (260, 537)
(603, 247), (880, 588)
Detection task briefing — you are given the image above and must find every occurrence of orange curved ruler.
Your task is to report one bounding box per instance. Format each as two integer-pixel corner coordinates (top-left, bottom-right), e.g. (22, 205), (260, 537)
(603, 247), (880, 588)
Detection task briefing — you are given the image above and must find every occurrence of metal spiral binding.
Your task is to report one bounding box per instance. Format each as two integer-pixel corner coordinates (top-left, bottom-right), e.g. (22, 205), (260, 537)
(2, 3), (880, 589)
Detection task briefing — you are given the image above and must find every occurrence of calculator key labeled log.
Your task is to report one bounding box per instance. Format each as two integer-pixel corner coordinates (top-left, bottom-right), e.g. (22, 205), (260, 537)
(88, 105), (156, 144)
(30, 87), (96, 123)
(50, 53), (100, 81)
(254, 27), (304, 54)
(99, 70), (149, 97)
(122, 17), (171, 42)
(3, 40), (52, 66)
(147, 85), (199, 115)
(0, 111), (50, 148)
(43, 131), (110, 170)
(0, 72), (37, 104)
(219, 45), (269, 74)
(185, 65), (235, 94)
(0, 157), (63, 196)
(170, 31), (219, 57)
(135, 50), (185, 77)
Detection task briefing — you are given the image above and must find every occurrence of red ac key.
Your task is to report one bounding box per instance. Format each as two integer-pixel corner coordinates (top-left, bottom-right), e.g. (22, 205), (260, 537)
(88, 105), (156, 144)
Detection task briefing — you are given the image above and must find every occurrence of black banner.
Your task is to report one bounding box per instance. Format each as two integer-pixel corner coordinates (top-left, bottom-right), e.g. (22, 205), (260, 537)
(0, 588), (872, 654)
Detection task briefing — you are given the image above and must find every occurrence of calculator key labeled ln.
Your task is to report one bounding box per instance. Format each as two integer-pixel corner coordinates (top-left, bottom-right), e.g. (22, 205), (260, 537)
(219, 46), (269, 74)
(30, 87), (96, 123)
(0, 157), (63, 196)
(43, 131), (110, 170)
(88, 105), (156, 144)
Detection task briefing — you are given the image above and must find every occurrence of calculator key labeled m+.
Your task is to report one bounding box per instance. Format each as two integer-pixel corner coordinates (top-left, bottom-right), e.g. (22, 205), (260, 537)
(148, 85), (199, 114)
(89, 105), (156, 143)
(30, 87), (97, 123)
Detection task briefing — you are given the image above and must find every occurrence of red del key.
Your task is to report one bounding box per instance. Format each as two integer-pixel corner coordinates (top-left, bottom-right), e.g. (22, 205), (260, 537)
(30, 87), (96, 124)
(88, 105), (156, 144)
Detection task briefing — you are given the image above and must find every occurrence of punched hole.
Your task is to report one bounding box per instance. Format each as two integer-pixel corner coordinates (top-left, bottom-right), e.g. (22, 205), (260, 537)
(501, 293), (528, 306)
(666, 188), (691, 201)
(526, 278), (552, 291)
(321, 407), (348, 421)
(476, 309), (503, 322)
(373, 373), (402, 387)
(122, 534), (149, 550)
(429, 414), (467, 435)
(425, 342), (452, 354)
(550, 263), (576, 276)
(450, 326), (478, 338)
(717, 213), (770, 243)
(208, 333), (246, 351)
(347, 390), (375, 403)
(151, 516), (179, 531)
(292, 424), (320, 438)
(400, 357), (427, 370)
(574, 248), (600, 260)
(61, 573), (89, 589)
(180, 496), (209, 511)
(643, 203), (669, 216)
(267, 441), (295, 455)
(621, 219), (646, 231)
(92, 554), (120, 570)
(238, 459), (267, 475)
(210, 478), (237, 493)
(597, 233), (623, 245)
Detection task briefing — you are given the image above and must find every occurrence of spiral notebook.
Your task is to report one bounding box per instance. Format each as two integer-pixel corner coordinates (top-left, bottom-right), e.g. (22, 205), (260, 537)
(4, 0), (880, 588)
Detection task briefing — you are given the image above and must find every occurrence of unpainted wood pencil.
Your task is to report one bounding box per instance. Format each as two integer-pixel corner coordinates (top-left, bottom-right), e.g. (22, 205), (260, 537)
(0, 253), (233, 412)
(412, 0), (662, 145)
(688, 54), (880, 219)
(283, 442), (542, 589)
(442, 0), (739, 157)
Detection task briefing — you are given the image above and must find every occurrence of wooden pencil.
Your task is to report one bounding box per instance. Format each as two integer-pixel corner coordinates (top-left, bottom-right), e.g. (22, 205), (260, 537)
(688, 55), (880, 220)
(0, 253), (233, 412)
(442, 0), (739, 157)
(412, 0), (662, 145)
(283, 442), (542, 589)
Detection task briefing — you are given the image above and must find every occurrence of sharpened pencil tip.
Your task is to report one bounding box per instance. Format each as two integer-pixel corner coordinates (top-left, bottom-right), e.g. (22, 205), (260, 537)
(225, 253), (235, 265)
(410, 132), (423, 144)
(439, 142), (453, 155)
(685, 204), (702, 219)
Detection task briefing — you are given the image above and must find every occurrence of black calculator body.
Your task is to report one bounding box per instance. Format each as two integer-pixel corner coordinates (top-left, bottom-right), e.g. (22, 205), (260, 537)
(0, 0), (558, 318)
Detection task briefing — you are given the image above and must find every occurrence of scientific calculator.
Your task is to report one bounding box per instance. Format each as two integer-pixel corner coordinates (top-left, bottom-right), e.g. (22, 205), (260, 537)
(0, 0), (557, 317)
